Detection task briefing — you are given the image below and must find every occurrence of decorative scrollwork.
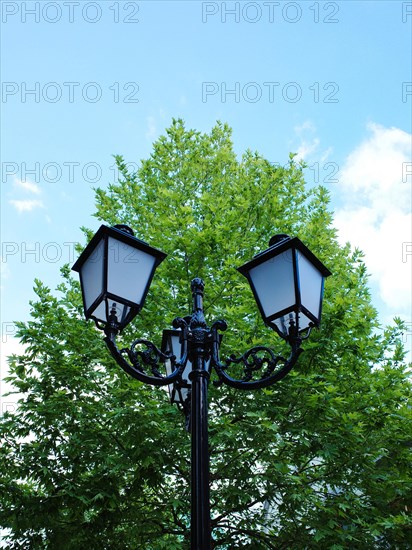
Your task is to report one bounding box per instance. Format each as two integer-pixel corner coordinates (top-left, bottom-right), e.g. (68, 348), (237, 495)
(225, 346), (287, 383)
(212, 348), (302, 390)
(172, 316), (189, 330)
(104, 334), (187, 387)
(210, 322), (303, 390)
(210, 320), (228, 333)
(101, 273), (305, 393)
(120, 339), (171, 378)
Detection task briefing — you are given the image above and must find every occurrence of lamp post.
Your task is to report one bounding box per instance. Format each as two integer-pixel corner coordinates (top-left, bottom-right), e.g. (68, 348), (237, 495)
(72, 225), (331, 550)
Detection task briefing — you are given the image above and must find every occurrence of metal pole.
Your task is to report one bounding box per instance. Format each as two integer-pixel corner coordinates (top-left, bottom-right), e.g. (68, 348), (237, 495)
(189, 279), (211, 550)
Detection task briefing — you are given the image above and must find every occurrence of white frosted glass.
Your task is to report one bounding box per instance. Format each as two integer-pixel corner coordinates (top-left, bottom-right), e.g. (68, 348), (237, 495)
(170, 335), (181, 359)
(272, 313), (294, 336)
(168, 333), (192, 382)
(272, 311), (312, 335)
(249, 249), (295, 318)
(165, 329), (215, 404)
(182, 361), (193, 384)
(297, 252), (323, 319)
(91, 299), (130, 324)
(179, 386), (190, 402)
(164, 334), (181, 362)
(298, 311), (313, 331)
(166, 359), (192, 405)
(167, 382), (175, 402)
(81, 238), (105, 311)
(165, 334), (183, 400)
(107, 237), (156, 305)
(165, 359), (173, 378)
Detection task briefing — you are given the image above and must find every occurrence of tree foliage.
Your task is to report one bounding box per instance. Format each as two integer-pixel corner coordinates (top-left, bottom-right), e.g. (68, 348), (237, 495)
(1, 120), (411, 548)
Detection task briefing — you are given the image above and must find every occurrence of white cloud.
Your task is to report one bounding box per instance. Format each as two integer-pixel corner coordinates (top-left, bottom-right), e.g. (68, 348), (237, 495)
(294, 120), (316, 135)
(319, 147), (333, 163)
(295, 138), (320, 161)
(334, 123), (412, 317)
(292, 120), (331, 163)
(339, 123), (411, 211)
(9, 177), (44, 213)
(9, 199), (44, 213)
(335, 209), (411, 309)
(13, 177), (41, 195)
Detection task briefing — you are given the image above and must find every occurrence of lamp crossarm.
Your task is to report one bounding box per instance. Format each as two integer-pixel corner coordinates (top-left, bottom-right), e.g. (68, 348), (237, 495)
(104, 331), (188, 387)
(210, 324), (304, 390)
(103, 313), (305, 390)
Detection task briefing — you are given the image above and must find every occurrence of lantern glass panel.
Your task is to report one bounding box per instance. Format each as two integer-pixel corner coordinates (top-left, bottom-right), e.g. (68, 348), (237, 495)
(170, 334), (181, 360)
(297, 251), (324, 321)
(181, 361), (193, 384)
(271, 311), (312, 335)
(164, 333), (182, 377)
(271, 313), (294, 336)
(163, 330), (192, 405)
(81, 237), (105, 312)
(93, 300), (131, 326)
(248, 249), (295, 319)
(107, 237), (157, 305)
(179, 385), (190, 403)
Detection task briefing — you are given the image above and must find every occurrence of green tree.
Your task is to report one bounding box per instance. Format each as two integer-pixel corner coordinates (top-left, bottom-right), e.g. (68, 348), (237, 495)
(1, 119), (411, 548)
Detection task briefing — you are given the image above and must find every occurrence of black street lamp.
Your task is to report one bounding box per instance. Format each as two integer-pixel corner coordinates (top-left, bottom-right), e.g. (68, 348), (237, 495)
(72, 224), (331, 550)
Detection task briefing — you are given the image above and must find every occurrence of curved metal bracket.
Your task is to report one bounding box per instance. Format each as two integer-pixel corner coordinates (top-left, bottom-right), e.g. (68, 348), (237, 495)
(101, 281), (305, 391)
(210, 324), (303, 390)
(104, 333), (187, 387)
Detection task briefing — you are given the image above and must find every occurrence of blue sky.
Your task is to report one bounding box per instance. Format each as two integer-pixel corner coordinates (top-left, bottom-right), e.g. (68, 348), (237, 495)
(1, 0), (411, 407)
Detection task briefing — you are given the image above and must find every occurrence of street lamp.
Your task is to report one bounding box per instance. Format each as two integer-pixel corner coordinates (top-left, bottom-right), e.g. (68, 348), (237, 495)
(72, 224), (331, 550)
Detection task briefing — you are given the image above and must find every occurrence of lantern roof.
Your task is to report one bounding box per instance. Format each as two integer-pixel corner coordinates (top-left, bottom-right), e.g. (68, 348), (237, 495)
(238, 235), (331, 278)
(72, 224), (166, 273)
